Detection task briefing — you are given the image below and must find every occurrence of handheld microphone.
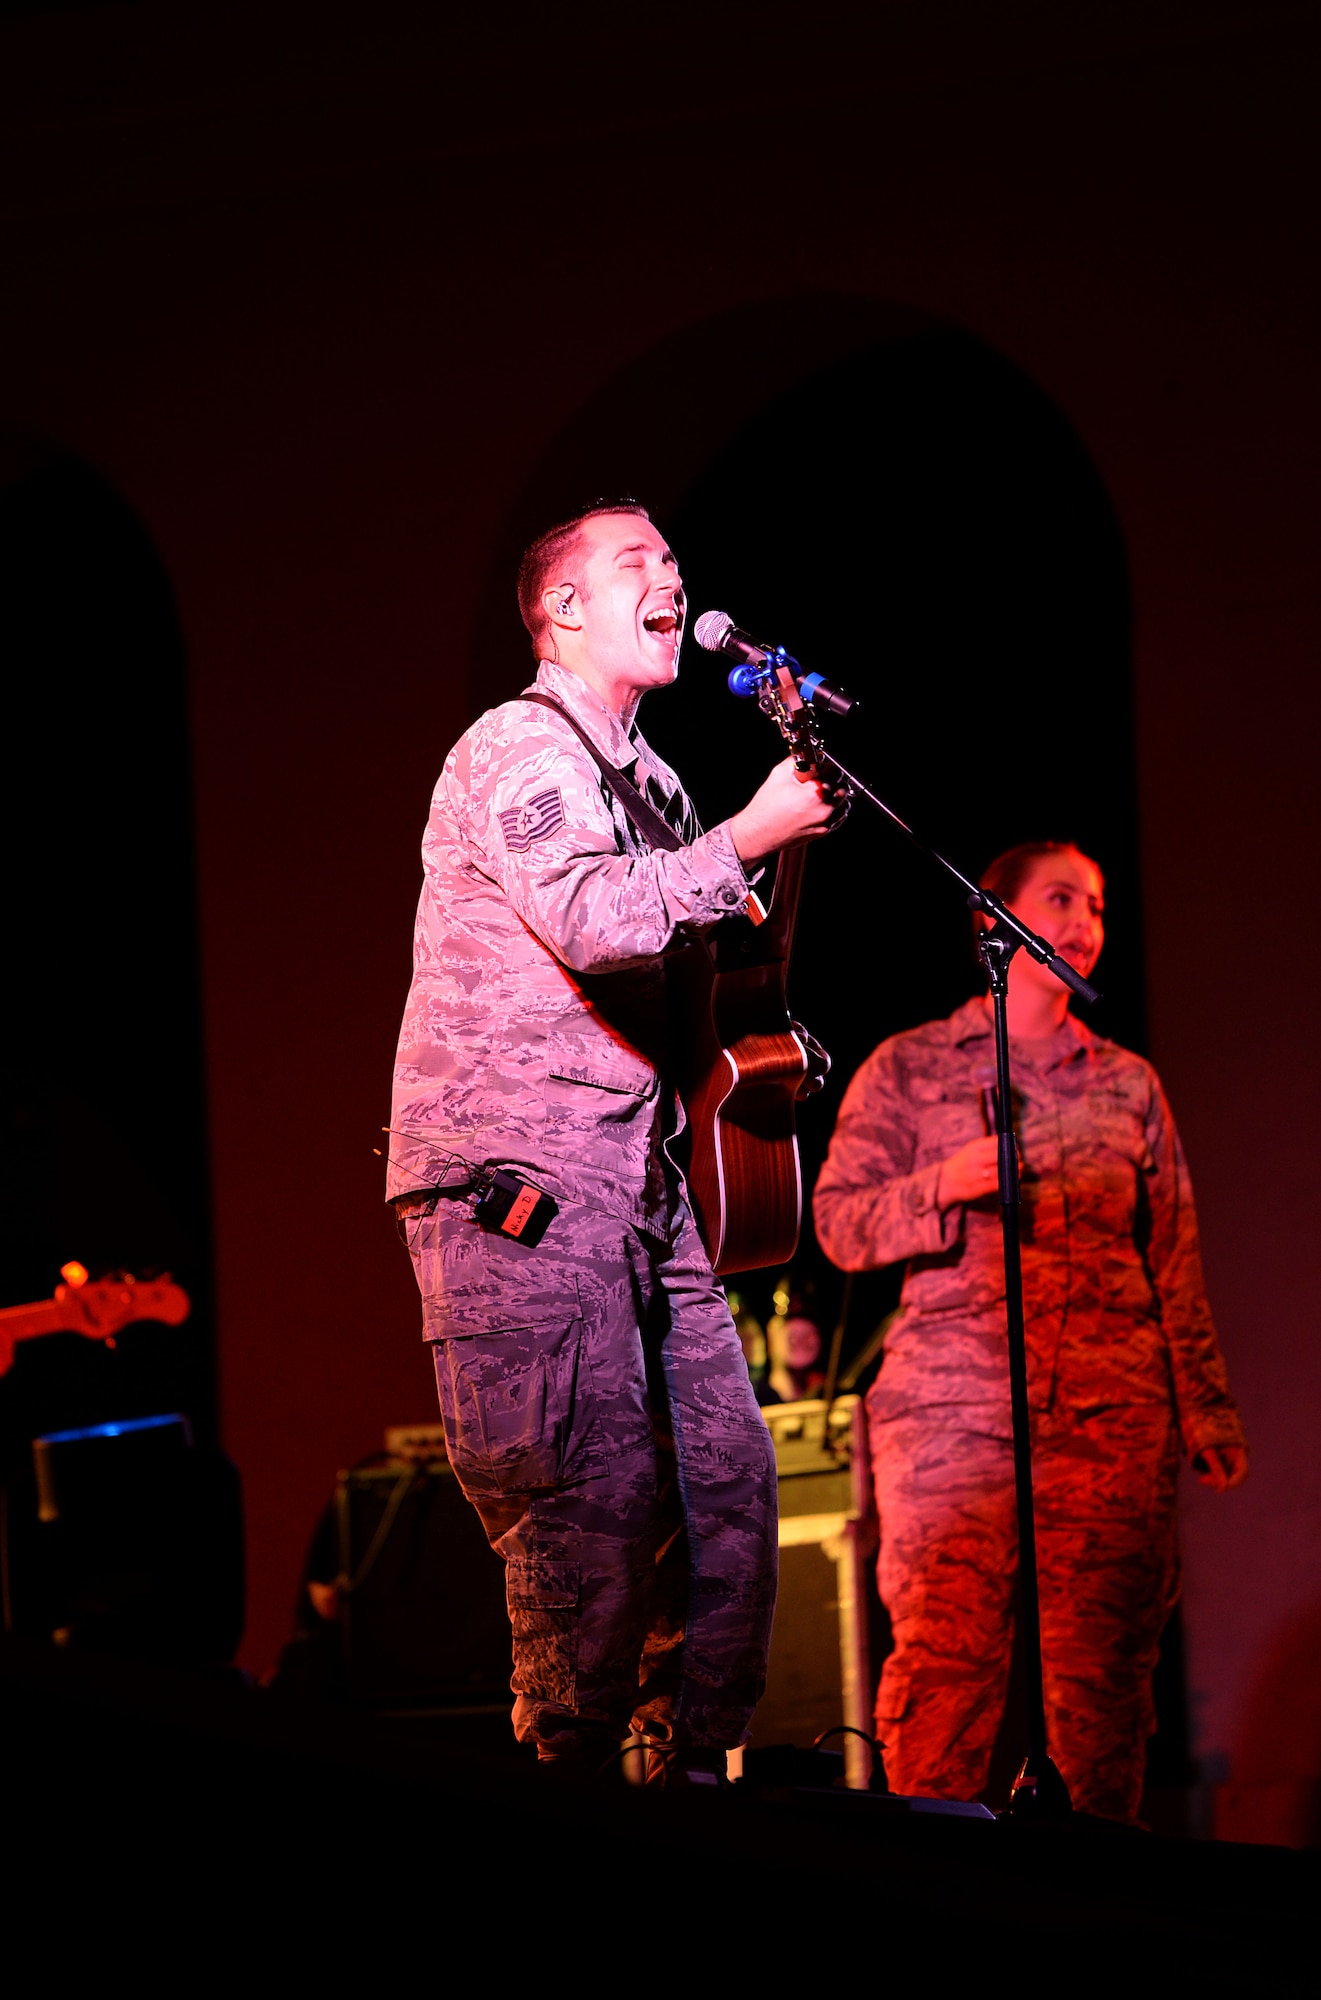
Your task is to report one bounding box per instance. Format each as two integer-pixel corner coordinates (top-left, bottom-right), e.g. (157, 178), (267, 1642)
(693, 609), (857, 717)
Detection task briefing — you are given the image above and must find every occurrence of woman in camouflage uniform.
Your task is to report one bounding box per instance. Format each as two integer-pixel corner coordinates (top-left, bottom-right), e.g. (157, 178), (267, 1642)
(813, 842), (1247, 1821)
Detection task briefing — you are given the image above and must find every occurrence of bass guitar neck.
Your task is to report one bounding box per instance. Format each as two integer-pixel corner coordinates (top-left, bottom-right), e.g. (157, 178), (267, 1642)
(0, 1273), (191, 1377)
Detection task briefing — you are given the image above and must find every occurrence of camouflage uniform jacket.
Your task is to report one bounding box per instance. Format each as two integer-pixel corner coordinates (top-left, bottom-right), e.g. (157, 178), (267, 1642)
(387, 660), (751, 1234)
(813, 998), (1245, 1458)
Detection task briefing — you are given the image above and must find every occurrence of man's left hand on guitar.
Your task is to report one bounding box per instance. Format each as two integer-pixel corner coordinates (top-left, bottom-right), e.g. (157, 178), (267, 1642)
(792, 1021), (832, 1099)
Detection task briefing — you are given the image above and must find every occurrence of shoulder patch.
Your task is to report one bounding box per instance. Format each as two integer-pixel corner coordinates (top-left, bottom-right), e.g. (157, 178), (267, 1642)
(499, 786), (566, 853)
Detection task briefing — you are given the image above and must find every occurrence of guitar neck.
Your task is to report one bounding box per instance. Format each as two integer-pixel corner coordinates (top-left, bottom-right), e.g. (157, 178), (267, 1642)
(0, 1298), (63, 1378)
(0, 1299), (63, 1342)
(762, 841), (808, 960)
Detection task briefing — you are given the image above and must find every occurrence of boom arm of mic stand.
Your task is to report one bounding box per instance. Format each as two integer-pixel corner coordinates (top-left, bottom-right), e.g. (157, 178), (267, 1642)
(818, 746), (1102, 1008)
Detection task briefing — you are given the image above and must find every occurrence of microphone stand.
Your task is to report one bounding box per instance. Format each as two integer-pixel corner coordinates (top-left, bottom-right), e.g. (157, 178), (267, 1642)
(810, 736), (1090, 1820)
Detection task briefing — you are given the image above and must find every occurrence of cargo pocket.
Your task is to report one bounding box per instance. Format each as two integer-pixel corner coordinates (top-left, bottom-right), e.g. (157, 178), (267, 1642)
(507, 1559), (579, 1707)
(434, 1312), (604, 1497)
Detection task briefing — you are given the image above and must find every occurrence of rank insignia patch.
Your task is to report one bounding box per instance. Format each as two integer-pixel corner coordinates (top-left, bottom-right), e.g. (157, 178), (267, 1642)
(499, 786), (566, 852)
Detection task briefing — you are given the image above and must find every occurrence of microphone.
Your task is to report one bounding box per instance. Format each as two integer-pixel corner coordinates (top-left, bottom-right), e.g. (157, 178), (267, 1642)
(693, 609), (857, 717)
(692, 609), (766, 665)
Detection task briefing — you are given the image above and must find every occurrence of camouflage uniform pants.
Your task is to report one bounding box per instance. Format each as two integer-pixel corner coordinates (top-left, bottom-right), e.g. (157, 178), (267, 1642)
(403, 1177), (778, 1761)
(870, 1404), (1181, 1821)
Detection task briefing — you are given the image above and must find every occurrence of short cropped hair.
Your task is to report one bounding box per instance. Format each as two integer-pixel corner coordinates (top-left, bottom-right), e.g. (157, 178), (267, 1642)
(516, 498), (650, 659)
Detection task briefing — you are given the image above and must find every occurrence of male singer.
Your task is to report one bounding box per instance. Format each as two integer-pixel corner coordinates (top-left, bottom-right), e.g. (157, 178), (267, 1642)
(387, 502), (843, 1781)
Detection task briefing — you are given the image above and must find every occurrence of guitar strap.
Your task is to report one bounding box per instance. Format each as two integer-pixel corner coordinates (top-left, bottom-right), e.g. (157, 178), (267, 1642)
(517, 690), (684, 854)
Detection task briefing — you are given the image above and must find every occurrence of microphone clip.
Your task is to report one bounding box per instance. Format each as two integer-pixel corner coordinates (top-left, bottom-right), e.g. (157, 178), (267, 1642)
(720, 648), (856, 720)
(693, 609), (857, 717)
(726, 646), (856, 720)
(726, 654), (779, 699)
(726, 644), (800, 702)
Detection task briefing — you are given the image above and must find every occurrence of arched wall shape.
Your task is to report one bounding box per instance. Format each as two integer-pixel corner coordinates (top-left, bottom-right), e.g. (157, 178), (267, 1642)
(469, 294), (941, 712)
(471, 305), (1161, 1792)
(658, 329), (1139, 1247)
(0, 441), (215, 1457)
(477, 300), (1137, 1328)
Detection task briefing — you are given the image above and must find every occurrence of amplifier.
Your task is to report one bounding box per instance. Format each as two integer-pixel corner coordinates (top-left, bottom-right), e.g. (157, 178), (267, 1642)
(4, 1414), (243, 1668)
(334, 1407), (882, 1756)
(748, 1396), (880, 1789)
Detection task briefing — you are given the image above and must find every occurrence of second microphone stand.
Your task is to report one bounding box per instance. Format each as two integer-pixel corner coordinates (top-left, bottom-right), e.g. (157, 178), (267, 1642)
(763, 655), (1089, 1817)
(974, 918), (1075, 1816)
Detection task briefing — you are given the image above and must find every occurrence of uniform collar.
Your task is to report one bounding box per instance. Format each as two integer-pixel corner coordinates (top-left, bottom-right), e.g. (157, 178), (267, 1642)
(949, 994), (1093, 1072)
(531, 659), (640, 772)
(530, 659), (681, 806)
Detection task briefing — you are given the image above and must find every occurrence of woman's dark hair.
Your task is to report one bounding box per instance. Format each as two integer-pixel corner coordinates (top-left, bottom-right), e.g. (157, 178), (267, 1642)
(971, 840), (1103, 964)
(979, 839), (1100, 908)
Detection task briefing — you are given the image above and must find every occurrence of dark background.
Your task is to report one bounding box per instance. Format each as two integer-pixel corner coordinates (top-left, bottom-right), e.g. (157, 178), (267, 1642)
(653, 330), (1141, 1332)
(1, 0), (1318, 1832)
(0, 456), (215, 1469)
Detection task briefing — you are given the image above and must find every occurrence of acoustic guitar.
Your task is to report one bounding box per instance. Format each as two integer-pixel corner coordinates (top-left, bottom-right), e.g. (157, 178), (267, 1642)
(0, 1265), (191, 1377)
(672, 658), (828, 1276)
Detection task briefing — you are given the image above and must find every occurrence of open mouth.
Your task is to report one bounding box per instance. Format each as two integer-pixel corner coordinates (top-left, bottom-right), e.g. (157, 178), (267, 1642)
(643, 603), (683, 640)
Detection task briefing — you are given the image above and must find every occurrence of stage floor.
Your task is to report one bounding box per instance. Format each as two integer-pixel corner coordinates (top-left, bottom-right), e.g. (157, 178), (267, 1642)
(2, 1638), (1312, 1979)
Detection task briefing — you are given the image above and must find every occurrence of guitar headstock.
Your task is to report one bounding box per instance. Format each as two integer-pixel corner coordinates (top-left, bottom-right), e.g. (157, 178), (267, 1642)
(755, 649), (827, 776)
(53, 1271), (192, 1338)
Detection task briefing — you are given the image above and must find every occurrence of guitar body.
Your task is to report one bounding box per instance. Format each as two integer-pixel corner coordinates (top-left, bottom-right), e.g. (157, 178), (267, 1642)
(672, 845), (808, 1276)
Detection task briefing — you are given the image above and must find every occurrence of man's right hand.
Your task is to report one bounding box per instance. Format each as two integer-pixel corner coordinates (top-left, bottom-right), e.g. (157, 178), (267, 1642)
(936, 1136), (1002, 1209)
(729, 757), (845, 866)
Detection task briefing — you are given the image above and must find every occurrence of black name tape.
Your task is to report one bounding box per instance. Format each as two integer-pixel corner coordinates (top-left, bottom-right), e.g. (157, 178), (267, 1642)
(474, 1170), (557, 1247)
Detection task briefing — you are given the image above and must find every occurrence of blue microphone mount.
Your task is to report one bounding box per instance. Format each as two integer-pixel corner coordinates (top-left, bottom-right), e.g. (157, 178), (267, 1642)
(725, 645), (856, 719)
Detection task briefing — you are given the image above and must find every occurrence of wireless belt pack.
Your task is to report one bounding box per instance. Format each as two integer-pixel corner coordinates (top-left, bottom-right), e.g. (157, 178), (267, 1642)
(474, 1169), (557, 1247)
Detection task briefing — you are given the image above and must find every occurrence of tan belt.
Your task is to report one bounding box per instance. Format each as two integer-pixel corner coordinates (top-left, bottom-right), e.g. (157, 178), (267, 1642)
(392, 1182), (477, 1217)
